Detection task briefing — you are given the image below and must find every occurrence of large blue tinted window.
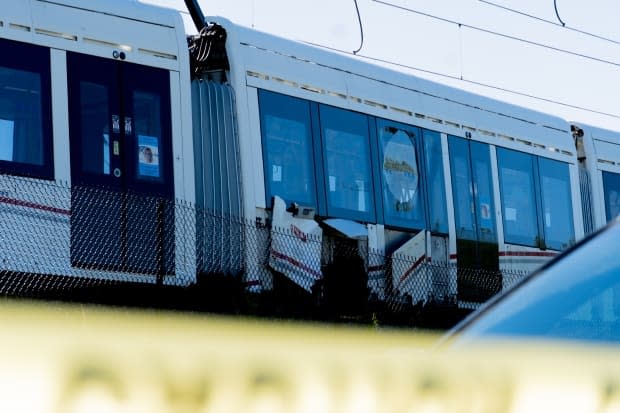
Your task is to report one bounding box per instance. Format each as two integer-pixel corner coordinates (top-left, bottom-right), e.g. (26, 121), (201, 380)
(449, 137), (476, 240)
(497, 148), (538, 247)
(320, 105), (374, 222)
(259, 90), (316, 208)
(602, 171), (620, 223)
(0, 39), (53, 179)
(378, 120), (424, 229)
(423, 129), (448, 234)
(539, 158), (575, 250)
(498, 148), (574, 251)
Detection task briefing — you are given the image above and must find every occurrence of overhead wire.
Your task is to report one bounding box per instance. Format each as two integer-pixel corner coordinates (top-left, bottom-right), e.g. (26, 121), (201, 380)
(352, 0), (365, 54)
(352, 0), (620, 120)
(348, 50), (620, 120)
(371, 0), (620, 66)
(553, 0), (566, 26)
(478, 0), (620, 45)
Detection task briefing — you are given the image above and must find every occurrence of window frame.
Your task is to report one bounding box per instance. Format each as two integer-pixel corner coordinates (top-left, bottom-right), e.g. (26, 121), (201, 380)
(0, 38), (54, 180)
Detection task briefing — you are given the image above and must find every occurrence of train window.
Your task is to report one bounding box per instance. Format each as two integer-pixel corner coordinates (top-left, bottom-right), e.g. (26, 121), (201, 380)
(319, 105), (375, 222)
(449, 137), (476, 240)
(134, 90), (164, 182)
(497, 149), (538, 247)
(471, 141), (497, 242)
(422, 129), (448, 234)
(449, 137), (497, 242)
(0, 39), (53, 179)
(377, 120), (424, 229)
(602, 171), (620, 222)
(498, 148), (574, 251)
(79, 81), (111, 176)
(259, 90), (317, 208)
(539, 158), (574, 250)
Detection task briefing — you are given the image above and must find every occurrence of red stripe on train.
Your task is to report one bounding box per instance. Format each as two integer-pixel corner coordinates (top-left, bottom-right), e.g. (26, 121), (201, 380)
(270, 249), (322, 279)
(449, 251), (558, 260)
(398, 255), (427, 285)
(0, 196), (71, 216)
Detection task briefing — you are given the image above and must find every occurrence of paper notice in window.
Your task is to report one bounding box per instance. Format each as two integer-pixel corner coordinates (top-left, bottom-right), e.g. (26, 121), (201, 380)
(138, 135), (160, 178)
(546, 212), (551, 227)
(272, 164), (282, 182)
(480, 203), (491, 220)
(329, 176), (336, 192)
(505, 207), (517, 221)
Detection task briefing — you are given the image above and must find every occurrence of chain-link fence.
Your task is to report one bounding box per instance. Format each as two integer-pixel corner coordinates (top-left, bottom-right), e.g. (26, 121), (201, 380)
(0, 174), (532, 328)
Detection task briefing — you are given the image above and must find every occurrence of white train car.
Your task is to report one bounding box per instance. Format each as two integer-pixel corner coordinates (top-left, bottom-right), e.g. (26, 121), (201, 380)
(0, 0), (196, 285)
(0, 0), (590, 308)
(210, 17), (583, 303)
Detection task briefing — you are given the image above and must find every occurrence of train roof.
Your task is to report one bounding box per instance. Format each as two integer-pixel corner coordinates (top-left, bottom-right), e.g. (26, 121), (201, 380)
(2, 0), (187, 71)
(214, 16), (576, 157)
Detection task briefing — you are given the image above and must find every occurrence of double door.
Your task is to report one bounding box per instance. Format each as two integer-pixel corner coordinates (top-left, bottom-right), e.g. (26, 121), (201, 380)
(67, 53), (174, 276)
(449, 137), (500, 302)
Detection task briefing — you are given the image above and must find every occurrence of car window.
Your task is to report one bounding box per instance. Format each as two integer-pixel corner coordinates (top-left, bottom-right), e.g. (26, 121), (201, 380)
(452, 221), (620, 343)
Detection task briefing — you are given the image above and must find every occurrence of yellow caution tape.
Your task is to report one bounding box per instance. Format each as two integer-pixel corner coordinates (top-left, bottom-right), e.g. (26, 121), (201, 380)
(1, 300), (619, 413)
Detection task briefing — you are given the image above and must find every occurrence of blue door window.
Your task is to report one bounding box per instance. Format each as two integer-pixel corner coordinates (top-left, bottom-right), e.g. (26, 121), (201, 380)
(449, 137), (476, 240)
(471, 141), (497, 242)
(422, 129), (448, 234)
(449, 137), (496, 241)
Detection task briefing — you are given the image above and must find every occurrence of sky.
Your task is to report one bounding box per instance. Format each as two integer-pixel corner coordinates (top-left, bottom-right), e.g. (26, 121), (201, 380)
(144, 0), (620, 131)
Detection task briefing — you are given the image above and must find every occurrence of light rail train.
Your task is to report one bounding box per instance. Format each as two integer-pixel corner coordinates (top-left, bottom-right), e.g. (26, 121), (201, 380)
(0, 0), (618, 309)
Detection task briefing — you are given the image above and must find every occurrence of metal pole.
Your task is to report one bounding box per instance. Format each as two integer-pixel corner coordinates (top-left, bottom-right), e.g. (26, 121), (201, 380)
(184, 0), (206, 32)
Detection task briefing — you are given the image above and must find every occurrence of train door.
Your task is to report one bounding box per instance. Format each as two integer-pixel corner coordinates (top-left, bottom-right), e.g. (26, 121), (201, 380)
(67, 52), (174, 276)
(449, 136), (500, 302)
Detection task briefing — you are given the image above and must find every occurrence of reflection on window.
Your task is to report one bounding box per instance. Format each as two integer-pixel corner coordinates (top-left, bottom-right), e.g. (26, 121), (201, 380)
(0, 45), (52, 178)
(79, 81), (110, 176)
(320, 105), (374, 221)
(103, 133), (110, 175)
(423, 129), (448, 233)
(379, 124), (423, 229)
(259, 90), (316, 207)
(603, 171), (620, 223)
(497, 149), (538, 247)
(0, 119), (14, 161)
(539, 158), (574, 250)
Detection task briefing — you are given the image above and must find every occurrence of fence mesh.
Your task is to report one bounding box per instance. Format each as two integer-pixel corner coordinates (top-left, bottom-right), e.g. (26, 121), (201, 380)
(0, 174), (532, 329)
